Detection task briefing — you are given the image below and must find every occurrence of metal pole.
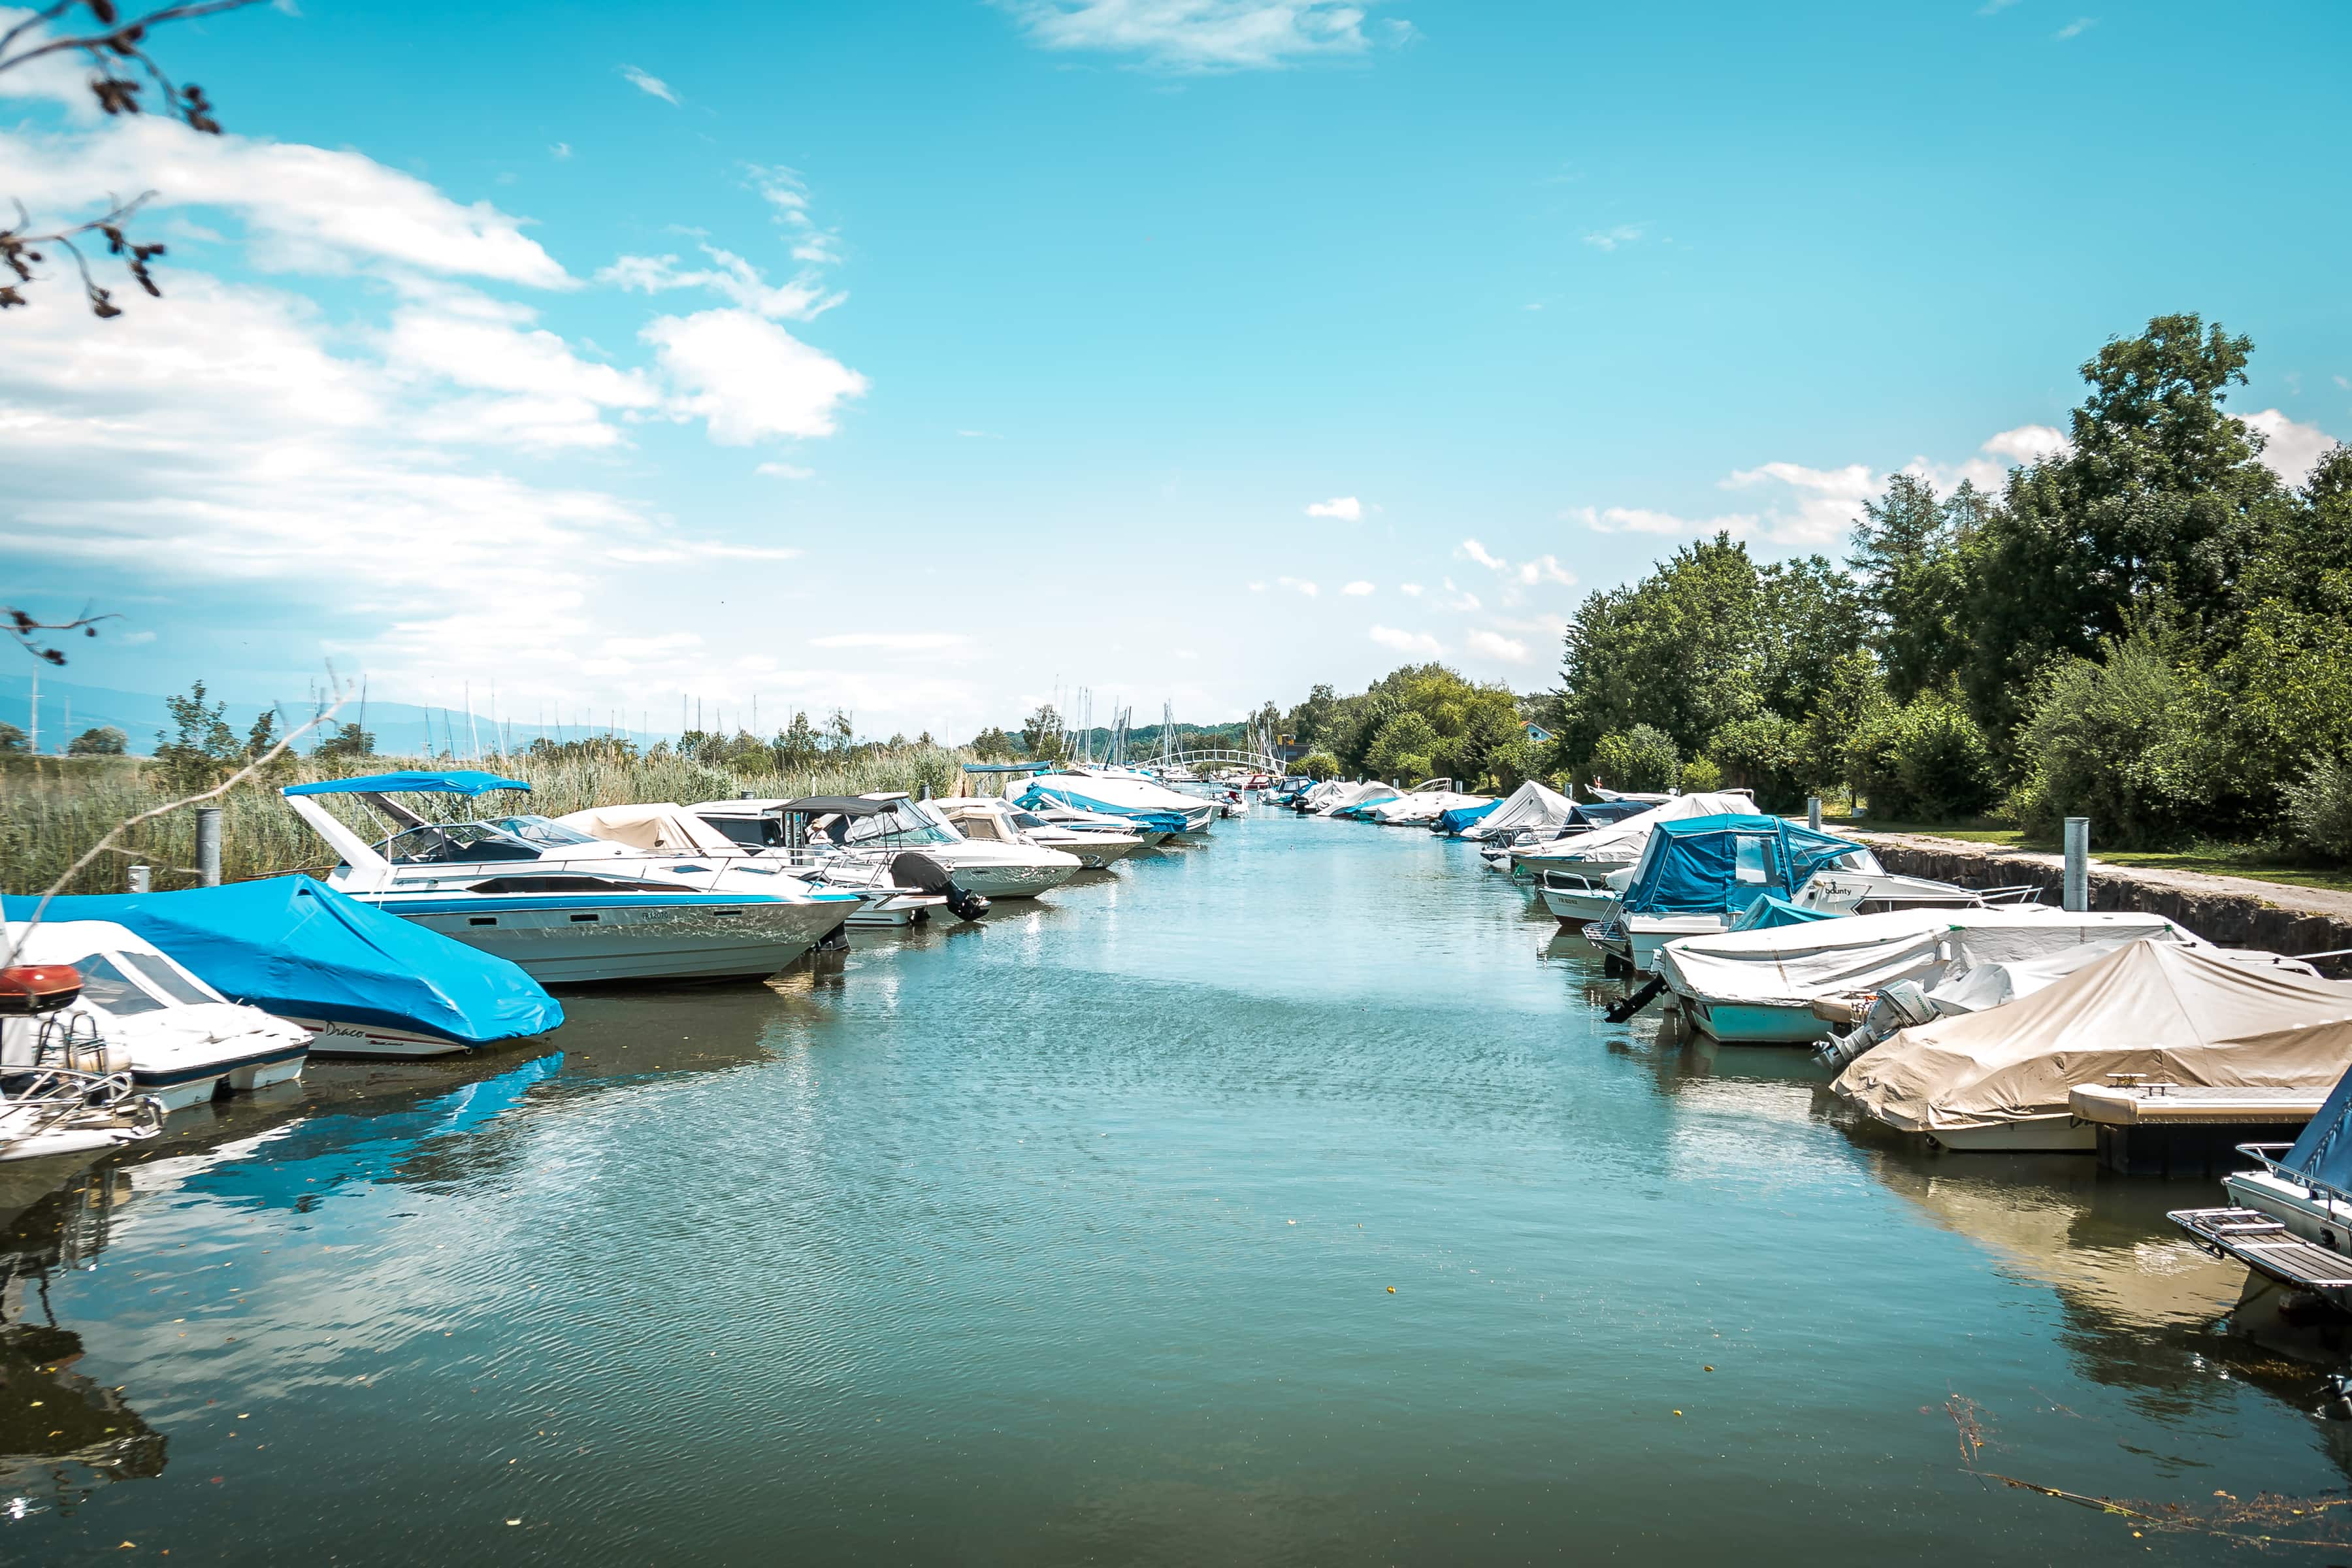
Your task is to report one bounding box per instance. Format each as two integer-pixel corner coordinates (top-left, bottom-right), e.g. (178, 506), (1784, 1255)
(195, 806), (222, 887)
(127, 864), (151, 894)
(2063, 817), (2089, 912)
(1806, 795), (1821, 833)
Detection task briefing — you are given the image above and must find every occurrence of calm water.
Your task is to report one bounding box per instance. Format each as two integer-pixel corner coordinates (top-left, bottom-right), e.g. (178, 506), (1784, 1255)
(7, 812), (2351, 1563)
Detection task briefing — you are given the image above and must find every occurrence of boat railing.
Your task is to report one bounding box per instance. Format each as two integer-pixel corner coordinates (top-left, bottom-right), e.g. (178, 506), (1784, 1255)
(2234, 1141), (2352, 1213)
(1, 1062), (165, 1147)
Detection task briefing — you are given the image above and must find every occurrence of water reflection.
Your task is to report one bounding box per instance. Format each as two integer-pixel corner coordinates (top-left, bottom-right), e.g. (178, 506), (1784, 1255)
(0, 1172), (166, 1510)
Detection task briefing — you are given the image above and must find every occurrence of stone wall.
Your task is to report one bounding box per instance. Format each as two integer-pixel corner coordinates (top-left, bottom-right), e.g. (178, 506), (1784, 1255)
(1855, 834), (2352, 971)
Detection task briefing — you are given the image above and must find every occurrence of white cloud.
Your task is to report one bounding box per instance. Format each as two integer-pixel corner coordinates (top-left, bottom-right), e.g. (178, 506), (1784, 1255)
(1465, 629), (1530, 664)
(1982, 423), (2071, 464)
(2240, 409), (2341, 488)
(382, 288), (661, 451)
(642, 308), (869, 443)
(808, 632), (975, 651)
(1582, 223), (1647, 252)
(1341, 580), (1375, 595)
(1000, 0), (1390, 69)
(756, 462), (814, 480)
(1305, 495), (1363, 521)
(606, 541), (802, 564)
(1512, 553), (1575, 587)
(550, 142), (573, 160)
(598, 247), (842, 321)
(0, 118), (570, 286)
(1564, 504), (1759, 537)
(1247, 581), (1267, 592)
(1277, 576), (1320, 597)
(1718, 461), (1877, 544)
(621, 65), (679, 104)
(2054, 16), (2096, 39)
(1456, 538), (1506, 570)
(1368, 625), (1442, 656)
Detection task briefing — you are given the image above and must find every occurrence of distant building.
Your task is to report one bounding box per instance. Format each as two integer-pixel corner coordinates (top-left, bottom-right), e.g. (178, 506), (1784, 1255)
(1522, 721), (1554, 744)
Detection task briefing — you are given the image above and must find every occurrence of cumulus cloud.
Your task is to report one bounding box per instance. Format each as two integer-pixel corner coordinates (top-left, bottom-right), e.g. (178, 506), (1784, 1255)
(641, 309), (869, 443)
(2240, 409), (2341, 488)
(1000, 0), (1392, 69)
(1718, 460), (1879, 545)
(0, 118), (570, 286)
(1565, 504), (1757, 537)
(606, 540), (802, 564)
(1305, 495), (1363, 521)
(756, 462), (814, 480)
(1982, 423), (2071, 464)
(1399, 583), (1423, 596)
(1368, 625), (1443, 656)
(1276, 576), (1320, 596)
(1512, 553), (1575, 587)
(1456, 538), (1506, 570)
(598, 247), (843, 321)
(621, 65), (679, 103)
(1341, 580), (1375, 595)
(1465, 629), (1530, 664)
(382, 287), (661, 451)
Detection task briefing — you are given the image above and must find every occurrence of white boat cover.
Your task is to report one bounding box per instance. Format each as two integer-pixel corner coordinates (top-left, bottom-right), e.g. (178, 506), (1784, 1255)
(555, 804), (740, 855)
(1364, 790), (1491, 824)
(1319, 782), (1399, 814)
(1659, 907), (2195, 1011)
(1468, 779), (1576, 839)
(1524, 791), (1760, 864)
(1833, 939), (2352, 1137)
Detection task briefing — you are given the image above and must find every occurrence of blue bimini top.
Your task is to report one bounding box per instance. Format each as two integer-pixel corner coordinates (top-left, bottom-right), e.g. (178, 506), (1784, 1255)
(4, 876), (561, 1045)
(283, 770), (529, 798)
(1617, 813), (1865, 917)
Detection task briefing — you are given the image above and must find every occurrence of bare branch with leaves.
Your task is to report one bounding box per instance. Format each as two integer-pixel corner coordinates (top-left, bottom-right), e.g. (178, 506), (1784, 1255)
(1, 0), (268, 316)
(7, 602), (123, 664)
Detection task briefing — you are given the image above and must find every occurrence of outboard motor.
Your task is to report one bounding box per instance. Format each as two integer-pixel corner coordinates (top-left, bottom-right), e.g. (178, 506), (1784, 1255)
(1815, 979), (1940, 1070)
(890, 851), (991, 921)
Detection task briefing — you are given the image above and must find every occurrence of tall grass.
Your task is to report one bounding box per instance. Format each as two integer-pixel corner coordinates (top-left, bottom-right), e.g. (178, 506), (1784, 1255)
(0, 745), (973, 896)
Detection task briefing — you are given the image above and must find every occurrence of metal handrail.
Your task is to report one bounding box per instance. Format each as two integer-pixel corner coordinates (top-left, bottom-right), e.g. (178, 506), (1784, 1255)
(2234, 1141), (2352, 1214)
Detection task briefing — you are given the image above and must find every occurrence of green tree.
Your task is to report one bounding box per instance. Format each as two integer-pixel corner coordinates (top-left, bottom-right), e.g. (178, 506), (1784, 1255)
(153, 680), (241, 789)
(314, 721), (376, 759)
(1586, 725), (1680, 792)
(1365, 711), (1440, 781)
(1850, 473), (1980, 702)
(245, 710), (280, 759)
(0, 721), (25, 753)
(1556, 533), (1766, 763)
(970, 725), (1015, 761)
(1288, 749), (1342, 781)
(773, 711), (823, 769)
(67, 725), (128, 755)
(1021, 704), (1068, 764)
(1284, 683), (1340, 748)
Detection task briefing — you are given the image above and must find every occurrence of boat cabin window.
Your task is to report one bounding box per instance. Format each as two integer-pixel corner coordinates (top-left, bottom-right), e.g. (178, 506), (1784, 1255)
(383, 821), (544, 866)
(491, 815), (603, 848)
(957, 813), (1010, 843)
(697, 814), (780, 848)
(1007, 810), (1050, 829)
(65, 953), (172, 1017)
(122, 951), (220, 1007)
(841, 802), (956, 849)
(1733, 835), (1775, 885)
(1825, 848), (1885, 875)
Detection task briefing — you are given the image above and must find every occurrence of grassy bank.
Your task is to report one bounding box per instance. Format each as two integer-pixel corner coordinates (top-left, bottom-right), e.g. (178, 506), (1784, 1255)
(0, 745), (973, 896)
(1822, 814), (2352, 896)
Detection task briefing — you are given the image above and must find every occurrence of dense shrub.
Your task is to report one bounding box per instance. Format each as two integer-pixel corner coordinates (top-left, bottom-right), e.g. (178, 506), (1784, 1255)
(2008, 635), (2201, 845)
(1585, 725), (1679, 793)
(67, 726), (128, 755)
(1365, 711), (1440, 783)
(1288, 750), (1342, 781)
(1846, 692), (1996, 823)
(1678, 757), (1722, 794)
(2286, 757), (2352, 861)
(1706, 713), (1806, 811)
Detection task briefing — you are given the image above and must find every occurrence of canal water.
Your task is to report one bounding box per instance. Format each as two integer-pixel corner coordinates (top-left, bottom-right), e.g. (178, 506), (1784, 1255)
(7, 811), (2351, 1562)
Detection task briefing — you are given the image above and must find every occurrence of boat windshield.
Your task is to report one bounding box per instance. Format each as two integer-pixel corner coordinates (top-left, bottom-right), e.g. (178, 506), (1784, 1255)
(1007, 810), (1051, 829)
(489, 815), (604, 847)
(122, 950), (220, 1006)
(382, 821), (545, 866)
(1825, 848), (1886, 875)
(841, 801), (958, 849)
(66, 952), (171, 1017)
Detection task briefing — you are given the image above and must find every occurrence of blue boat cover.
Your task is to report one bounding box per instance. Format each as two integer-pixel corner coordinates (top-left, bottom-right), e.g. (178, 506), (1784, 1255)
(2285, 1064), (2352, 1190)
(1618, 813), (1865, 917)
(2, 876), (561, 1045)
(1576, 798), (1654, 826)
(1435, 800), (1502, 836)
(1011, 784), (1191, 835)
(1729, 892), (1844, 931)
(284, 770), (529, 797)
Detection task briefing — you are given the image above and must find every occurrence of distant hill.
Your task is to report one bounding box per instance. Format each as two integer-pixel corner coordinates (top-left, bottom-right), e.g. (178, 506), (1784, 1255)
(0, 673), (668, 758)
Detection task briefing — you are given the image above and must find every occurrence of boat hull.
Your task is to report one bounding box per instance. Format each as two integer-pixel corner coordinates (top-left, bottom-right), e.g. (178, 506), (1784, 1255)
(1686, 997), (1827, 1044)
(939, 862), (1079, 900)
(372, 894), (852, 983)
(1923, 1117), (2095, 1152)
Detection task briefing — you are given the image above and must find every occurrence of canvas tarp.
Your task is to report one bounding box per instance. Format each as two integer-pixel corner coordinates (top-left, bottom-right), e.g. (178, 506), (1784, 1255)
(1832, 939), (2352, 1136)
(1617, 814), (1863, 917)
(1530, 791), (1761, 867)
(1463, 780), (1575, 839)
(1660, 907), (2193, 1010)
(555, 804), (740, 855)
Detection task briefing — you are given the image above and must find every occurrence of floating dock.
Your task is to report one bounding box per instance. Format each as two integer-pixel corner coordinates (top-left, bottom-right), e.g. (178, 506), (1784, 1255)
(2068, 1083), (2326, 1177)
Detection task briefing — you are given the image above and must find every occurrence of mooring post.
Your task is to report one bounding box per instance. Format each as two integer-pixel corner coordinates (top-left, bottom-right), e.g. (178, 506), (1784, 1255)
(2063, 817), (2089, 912)
(196, 806), (222, 888)
(1806, 795), (1821, 833)
(127, 864), (151, 894)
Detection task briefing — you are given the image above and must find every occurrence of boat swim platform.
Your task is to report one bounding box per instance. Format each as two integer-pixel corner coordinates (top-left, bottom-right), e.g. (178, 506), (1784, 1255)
(2171, 1205), (2352, 1309)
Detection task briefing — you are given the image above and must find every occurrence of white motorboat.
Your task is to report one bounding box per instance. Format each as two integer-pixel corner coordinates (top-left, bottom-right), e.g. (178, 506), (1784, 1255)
(927, 797), (1143, 869)
(1654, 907), (2198, 1045)
(1017, 770), (1218, 833)
(1792, 849), (2023, 915)
(1460, 780), (1578, 842)
(1583, 812), (1872, 974)
(282, 770), (858, 983)
(4, 921), (310, 1111)
(696, 794), (1080, 900)
(1012, 798), (1172, 846)
(1537, 866), (1634, 924)
(561, 802), (948, 928)
(1509, 791), (1757, 876)
(0, 960), (165, 1162)
(1362, 784), (1492, 828)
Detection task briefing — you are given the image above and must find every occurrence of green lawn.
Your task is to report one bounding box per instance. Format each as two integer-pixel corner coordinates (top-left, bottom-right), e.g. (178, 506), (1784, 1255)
(1818, 815), (2352, 897)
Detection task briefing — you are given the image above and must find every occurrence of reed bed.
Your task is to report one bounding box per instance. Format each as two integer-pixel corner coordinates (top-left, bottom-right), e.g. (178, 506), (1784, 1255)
(0, 745), (973, 896)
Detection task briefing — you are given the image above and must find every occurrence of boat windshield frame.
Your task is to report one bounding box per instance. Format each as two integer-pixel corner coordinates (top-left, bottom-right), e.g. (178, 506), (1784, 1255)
(379, 820), (548, 866)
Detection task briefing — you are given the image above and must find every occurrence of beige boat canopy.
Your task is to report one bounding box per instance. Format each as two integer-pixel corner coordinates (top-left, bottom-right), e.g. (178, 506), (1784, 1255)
(554, 804), (740, 855)
(1834, 938), (2352, 1137)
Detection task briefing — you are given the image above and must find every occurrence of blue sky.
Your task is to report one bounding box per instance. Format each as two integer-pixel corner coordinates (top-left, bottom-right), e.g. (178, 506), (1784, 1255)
(4, 0), (2347, 743)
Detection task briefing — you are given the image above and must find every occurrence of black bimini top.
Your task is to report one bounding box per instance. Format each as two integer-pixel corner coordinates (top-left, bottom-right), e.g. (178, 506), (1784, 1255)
(779, 796), (889, 817)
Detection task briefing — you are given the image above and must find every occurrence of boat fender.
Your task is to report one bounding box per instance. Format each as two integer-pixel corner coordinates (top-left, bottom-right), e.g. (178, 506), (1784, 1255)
(1605, 977), (1667, 1024)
